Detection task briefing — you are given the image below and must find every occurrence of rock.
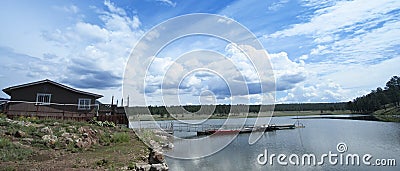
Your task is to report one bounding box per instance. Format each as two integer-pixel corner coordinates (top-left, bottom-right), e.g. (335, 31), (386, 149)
(40, 127), (53, 135)
(148, 149), (165, 164)
(150, 163), (168, 171)
(42, 135), (58, 145)
(67, 125), (76, 132)
(72, 134), (79, 140)
(78, 127), (85, 133)
(149, 140), (160, 149)
(75, 137), (92, 149)
(65, 137), (73, 144)
(135, 163), (151, 171)
(161, 143), (174, 149)
(22, 138), (34, 143)
(61, 132), (71, 138)
(14, 130), (26, 138)
(75, 140), (84, 148)
(82, 133), (89, 138)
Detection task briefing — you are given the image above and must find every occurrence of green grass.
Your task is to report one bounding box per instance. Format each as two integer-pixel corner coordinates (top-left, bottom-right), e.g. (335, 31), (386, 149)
(111, 132), (130, 143)
(0, 137), (33, 162)
(0, 115), (149, 169)
(135, 110), (352, 121)
(373, 106), (400, 122)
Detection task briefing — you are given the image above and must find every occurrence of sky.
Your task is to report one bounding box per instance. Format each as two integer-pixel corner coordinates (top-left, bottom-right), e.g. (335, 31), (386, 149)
(0, 0), (399, 105)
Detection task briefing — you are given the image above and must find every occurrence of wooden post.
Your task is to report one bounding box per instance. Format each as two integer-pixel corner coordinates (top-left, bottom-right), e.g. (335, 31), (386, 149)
(127, 96), (129, 107)
(111, 96), (114, 105)
(62, 104), (65, 120)
(5, 101), (9, 114)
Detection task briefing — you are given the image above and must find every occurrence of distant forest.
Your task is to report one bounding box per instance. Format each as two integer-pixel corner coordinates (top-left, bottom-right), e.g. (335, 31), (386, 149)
(347, 76), (400, 113)
(144, 102), (348, 117)
(145, 102), (348, 116)
(140, 76), (400, 116)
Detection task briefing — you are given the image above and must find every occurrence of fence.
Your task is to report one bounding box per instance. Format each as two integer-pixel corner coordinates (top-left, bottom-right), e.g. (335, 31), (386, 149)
(3, 101), (98, 121)
(3, 101), (129, 126)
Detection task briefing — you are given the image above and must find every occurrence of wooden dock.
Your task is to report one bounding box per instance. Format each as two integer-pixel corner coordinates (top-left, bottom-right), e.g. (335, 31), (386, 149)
(132, 122), (303, 136)
(196, 124), (298, 136)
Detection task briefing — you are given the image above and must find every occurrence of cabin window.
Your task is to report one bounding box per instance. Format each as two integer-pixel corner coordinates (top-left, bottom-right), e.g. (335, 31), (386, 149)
(78, 98), (91, 110)
(36, 93), (51, 105)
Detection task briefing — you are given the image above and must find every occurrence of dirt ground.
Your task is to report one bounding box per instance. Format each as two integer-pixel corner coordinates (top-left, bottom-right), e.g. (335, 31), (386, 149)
(0, 116), (150, 171)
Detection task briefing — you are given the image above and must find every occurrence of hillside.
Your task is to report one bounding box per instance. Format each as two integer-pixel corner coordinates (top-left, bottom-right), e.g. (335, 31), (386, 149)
(373, 106), (400, 122)
(0, 114), (149, 170)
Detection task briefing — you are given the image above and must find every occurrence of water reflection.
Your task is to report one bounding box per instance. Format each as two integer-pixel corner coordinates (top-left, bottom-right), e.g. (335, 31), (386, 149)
(165, 115), (400, 171)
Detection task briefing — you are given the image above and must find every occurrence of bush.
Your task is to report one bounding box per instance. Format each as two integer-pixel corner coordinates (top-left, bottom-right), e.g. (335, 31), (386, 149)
(103, 121), (115, 127)
(0, 137), (12, 148)
(111, 132), (130, 143)
(90, 118), (116, 128)
(99, 132), (111, 146)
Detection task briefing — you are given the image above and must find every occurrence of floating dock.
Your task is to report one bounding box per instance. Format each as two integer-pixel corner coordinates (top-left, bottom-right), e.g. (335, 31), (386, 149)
(196, 124), (297, 136)
(134, 122), (303, 136)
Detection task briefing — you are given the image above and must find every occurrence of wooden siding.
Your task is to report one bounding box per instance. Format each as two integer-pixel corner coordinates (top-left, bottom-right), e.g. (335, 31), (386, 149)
(7, 82), (97, 106)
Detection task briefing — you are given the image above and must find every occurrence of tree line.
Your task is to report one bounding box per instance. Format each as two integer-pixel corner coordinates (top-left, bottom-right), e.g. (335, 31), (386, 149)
(347, 76), (400, 113)
(145, 102), (348, 117)
(134, 76), (400, 116)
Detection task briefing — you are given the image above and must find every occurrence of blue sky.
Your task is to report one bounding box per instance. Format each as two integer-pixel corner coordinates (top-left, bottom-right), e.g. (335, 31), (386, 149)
(1, 0), (399, 105)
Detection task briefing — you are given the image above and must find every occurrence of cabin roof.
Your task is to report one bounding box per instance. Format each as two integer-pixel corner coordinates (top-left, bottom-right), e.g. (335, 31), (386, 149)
(2, 79), (103, 99)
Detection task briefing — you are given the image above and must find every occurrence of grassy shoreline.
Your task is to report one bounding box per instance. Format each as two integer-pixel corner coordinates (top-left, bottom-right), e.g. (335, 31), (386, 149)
(130, 109), (400, 123)
(131, 110), (353, 121)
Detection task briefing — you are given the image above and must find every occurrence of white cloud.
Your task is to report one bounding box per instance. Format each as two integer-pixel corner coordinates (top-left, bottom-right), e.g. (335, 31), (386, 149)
(54, 5), (79, 14)
(269, 52), (308, 91)
(34, 0), (145, 102)
(104, 0), (126, 16)
(270, 0), (400, 39)
(299, 54), (309, 60)
(156, 0), (177, 7)
(268, 0), (400, 64)
(310, 45), (327, 55)
(277, 79), (352, 103)
(264, 0), (400, 103)
(267, 0), (289, 11)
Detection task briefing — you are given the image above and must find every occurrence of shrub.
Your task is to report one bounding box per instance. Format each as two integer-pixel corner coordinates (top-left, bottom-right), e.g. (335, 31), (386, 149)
(99, 132), (111, 146)
(111, 132), (130, 143)
(0, 137), (12, 148)
(66, 142), (81, 153)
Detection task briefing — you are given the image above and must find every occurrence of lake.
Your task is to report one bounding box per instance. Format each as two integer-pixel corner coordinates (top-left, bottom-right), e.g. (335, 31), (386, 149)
(155, 115), (400, 170)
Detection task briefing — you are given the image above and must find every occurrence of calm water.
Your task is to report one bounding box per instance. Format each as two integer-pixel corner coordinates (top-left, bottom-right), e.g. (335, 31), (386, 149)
(159, 115), (400, 171)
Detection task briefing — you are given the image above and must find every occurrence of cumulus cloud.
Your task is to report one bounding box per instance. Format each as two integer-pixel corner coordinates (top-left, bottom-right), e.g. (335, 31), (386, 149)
(0, 46), (60, 79)
(270, 0), (400, 38)
(269, 52), (308, 91)
(263, 0), (400, 102)
(138, 43), (277, 105)
(139, 42), (319, 105)
(277, 80), (351, 103)
(42, 0), (144, 91)
(268, 0), (400, 65)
